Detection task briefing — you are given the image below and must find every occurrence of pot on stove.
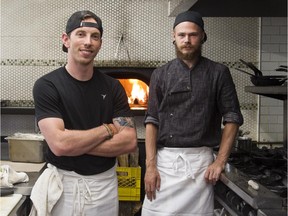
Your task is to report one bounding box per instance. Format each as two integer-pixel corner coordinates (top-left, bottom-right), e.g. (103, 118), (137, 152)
(252, 156), (286, 167)
(237, 136), (252, 152)
(251, 147), (287, 167)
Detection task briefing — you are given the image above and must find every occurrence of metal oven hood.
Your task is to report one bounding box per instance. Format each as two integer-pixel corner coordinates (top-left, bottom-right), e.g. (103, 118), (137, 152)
(170, 0), (287, 17)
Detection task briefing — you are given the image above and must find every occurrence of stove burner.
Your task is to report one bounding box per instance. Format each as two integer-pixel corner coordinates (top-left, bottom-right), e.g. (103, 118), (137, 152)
(228, 147), (287, 198)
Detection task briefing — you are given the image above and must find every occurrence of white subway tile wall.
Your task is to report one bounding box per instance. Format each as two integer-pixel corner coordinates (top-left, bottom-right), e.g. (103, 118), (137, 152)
(1, 0), (286, 143)
(260, 17), (287, 142)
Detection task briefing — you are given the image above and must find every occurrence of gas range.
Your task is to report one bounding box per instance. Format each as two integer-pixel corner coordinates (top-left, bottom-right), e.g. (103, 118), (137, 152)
(215, 164), (286, 216)
(214, 147), (287, 216)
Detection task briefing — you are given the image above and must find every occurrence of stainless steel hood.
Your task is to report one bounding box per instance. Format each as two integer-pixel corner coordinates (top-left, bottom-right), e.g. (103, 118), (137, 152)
(185, 0), (287, 17)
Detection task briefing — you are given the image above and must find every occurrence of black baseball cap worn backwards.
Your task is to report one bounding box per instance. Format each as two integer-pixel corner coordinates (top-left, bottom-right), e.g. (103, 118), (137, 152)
(62, 10), (103, 52)
(173, 11), (207, 42)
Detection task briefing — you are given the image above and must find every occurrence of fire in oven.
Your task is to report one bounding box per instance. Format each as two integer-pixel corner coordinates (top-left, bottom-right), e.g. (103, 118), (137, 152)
(99, 67), (154, 113)
(214, 145), (287, 216)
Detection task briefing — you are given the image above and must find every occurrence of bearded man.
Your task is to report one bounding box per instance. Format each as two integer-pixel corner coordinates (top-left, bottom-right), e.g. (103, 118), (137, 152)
(141, 11), (243, 216)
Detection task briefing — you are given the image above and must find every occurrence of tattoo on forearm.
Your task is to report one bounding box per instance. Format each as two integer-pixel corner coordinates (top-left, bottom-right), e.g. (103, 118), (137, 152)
(113, 117), (135, 128)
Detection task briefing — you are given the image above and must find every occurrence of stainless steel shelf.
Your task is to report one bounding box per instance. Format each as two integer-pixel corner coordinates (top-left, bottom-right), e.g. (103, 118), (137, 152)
(245, 85), (287, 100)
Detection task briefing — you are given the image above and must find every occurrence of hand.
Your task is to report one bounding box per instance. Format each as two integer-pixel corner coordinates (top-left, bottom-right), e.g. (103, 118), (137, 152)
(144, 165), (161, 201)
(204, 160), (225, 185)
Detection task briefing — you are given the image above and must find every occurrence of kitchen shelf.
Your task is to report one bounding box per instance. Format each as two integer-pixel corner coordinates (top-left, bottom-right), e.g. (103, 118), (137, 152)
(1, 107), (35, 115)
(244, 85), (287, 100)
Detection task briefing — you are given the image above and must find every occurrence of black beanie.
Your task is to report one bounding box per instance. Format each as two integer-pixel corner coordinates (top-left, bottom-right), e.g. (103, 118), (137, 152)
(173, 11), (204, 30)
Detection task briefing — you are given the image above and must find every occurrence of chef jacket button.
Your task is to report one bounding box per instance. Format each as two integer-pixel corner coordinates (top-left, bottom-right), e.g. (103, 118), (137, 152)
(169, 135), (173, 138)
(170, 113), (173, 117)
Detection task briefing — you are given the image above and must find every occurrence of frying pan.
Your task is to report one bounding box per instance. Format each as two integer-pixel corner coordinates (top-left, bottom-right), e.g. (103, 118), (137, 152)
(276, 65), (288, 72)
(250, 75), (287, 86)
(235, 68), (287, 86)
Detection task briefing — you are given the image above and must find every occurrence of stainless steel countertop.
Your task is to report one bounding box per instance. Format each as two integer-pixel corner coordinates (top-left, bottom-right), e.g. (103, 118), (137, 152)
(13, 171), (44, 196)
(0, 161), (46, 215)
(0, 160), (46, 196)
(219, 163), (287, 216)
(220, 164), (283, 209)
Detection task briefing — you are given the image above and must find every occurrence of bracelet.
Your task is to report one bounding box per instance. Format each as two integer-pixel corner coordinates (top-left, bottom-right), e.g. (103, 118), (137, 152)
(103, 124), (114, 139)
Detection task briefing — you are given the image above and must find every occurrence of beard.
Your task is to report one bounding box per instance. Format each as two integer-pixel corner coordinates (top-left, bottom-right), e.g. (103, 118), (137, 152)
(175, 43), (202, 60)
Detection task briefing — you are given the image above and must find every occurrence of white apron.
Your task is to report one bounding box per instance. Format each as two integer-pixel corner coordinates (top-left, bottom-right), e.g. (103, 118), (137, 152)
(51, 164), (118, 216)
(142, 147), (214, 216)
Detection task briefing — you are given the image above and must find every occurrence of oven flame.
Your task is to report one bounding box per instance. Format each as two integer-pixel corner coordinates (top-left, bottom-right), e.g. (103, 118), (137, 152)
(119, 79), (149, 109)
(129, 79), (148, 105)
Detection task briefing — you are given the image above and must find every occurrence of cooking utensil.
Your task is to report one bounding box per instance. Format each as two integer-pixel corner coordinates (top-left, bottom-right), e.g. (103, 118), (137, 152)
(276, 65), (288, 72)
(237, 137), (253, 152)
(235, 67), (287, 86)
(240, 59), (263, 76)
(250, 75), (287, 86)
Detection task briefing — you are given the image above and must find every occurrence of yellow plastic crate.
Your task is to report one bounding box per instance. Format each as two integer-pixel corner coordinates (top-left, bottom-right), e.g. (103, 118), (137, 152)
(117, 166), (141, 201)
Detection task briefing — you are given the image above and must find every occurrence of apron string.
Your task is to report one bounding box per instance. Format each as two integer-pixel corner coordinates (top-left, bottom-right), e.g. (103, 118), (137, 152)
(172, 153), (195, 179)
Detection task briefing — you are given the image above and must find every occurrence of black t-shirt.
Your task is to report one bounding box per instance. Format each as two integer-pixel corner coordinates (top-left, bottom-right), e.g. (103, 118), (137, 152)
(33, 67), (132, 175)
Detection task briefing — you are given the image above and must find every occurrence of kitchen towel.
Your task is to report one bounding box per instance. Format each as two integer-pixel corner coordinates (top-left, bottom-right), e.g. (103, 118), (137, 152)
(29, 163), (63, 216)
(0, 165), (29, 187)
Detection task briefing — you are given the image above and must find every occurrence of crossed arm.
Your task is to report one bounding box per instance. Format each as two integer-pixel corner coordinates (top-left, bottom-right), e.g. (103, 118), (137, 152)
(38, 116), (137, 157)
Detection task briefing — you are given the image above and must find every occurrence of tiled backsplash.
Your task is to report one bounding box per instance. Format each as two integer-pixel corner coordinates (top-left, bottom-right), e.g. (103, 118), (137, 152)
(1, 0), (287, 143)
(259, 17), (287, 142)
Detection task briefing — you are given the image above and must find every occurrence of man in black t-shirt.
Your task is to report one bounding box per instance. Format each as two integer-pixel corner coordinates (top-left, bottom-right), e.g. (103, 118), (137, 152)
(30, 10), (137, 216)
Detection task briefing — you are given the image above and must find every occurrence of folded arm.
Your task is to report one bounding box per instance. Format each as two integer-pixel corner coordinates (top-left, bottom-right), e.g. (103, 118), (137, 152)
(38, 117), (137, 157)
(88, 117), (138, 157)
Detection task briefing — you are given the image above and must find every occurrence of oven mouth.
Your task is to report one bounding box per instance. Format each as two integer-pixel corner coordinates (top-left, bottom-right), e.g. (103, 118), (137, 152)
(118, 78), (148, 110)
(99, 67), (154, 114)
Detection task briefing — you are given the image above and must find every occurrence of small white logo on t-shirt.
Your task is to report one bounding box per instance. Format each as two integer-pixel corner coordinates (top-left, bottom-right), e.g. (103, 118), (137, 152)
(101, 94), (107, 100)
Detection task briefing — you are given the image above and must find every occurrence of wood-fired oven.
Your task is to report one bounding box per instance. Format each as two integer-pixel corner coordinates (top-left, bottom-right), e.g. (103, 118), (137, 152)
(99, 67), (155, 116)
